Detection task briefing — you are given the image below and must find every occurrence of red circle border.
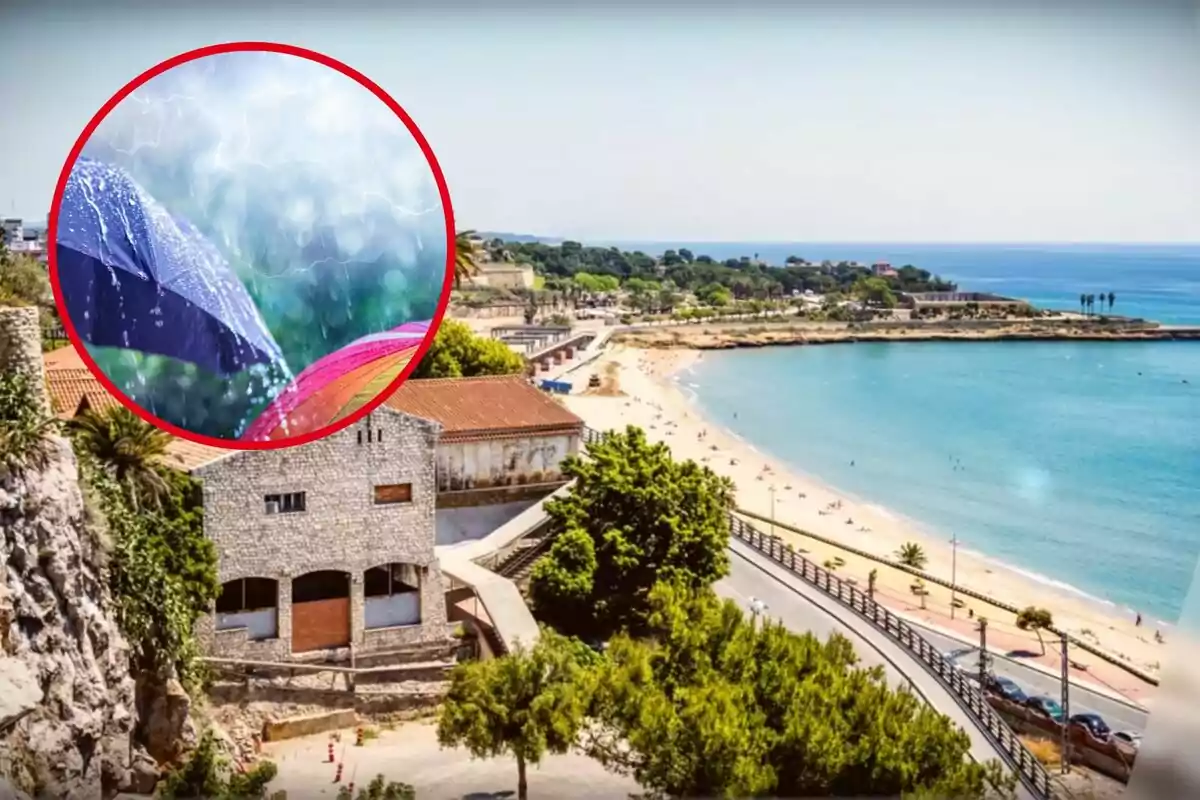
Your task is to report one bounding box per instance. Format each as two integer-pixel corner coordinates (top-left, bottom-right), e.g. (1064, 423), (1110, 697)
(47, 41), (455, 452)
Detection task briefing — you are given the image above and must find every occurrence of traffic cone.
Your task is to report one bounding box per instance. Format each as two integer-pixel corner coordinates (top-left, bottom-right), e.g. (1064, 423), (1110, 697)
(333, 762), (343, 783)
(347, 782), (355, 796)
(327, 741), (335, 763)
(355, 727), (364, 747)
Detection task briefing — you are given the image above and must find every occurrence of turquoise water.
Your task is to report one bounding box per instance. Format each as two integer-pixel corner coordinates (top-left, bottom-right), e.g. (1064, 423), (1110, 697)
(662, 244), (1200, 623)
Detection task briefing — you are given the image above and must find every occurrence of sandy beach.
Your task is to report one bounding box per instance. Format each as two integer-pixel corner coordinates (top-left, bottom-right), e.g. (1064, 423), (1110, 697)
(561, 344), (1166, 708)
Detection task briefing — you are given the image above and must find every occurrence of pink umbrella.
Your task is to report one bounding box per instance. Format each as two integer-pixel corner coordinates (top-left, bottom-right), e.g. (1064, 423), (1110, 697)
(240, 320), (431, 442)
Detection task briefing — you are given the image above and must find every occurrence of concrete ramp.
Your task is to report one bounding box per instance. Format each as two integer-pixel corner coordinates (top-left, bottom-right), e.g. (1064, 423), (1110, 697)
(439, 556), (540, 654)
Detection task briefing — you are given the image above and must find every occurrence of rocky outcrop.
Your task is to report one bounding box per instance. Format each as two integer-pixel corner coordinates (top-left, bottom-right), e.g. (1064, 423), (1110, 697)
(135, 675), (196, 765)
(0, 435), (140, 799)
(0, 307), (144, 799)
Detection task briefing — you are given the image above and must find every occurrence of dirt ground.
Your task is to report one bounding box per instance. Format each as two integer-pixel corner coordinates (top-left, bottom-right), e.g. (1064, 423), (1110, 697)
(261, 721), (641, 800)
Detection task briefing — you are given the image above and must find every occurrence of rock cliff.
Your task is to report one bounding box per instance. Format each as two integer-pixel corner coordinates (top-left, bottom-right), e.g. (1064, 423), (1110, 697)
(0, 307), (150, 799)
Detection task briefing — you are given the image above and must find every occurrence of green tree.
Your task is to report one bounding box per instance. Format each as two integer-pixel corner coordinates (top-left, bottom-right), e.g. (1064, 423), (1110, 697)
(159, 729), (283, 800)
(454, 230), (481, 289)
(697, 282), (733, 307)
(0, 369), (56, 474)
(0, 248), (52, 309)
(1079, 293), (1086, 315)
(0, 247), (58, 336)
(1015, 606), (1055, 656)
(72, 405), (173, 506)
(411, 319), (526, 379)
(574, 272), (620, 295)
(853, 276), (898, 308)
(437, 630), (592, 800)
(587, 584), (1015, 799)
(528, 426), (735, 640)
(336, 775), (414, 800)
(1107, 291), (1115, 312)
(896, 541), (928, 570)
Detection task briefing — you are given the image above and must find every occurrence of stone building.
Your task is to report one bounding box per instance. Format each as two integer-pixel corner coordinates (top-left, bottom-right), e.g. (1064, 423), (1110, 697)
(190, 408), (452, 662)
(386, 374), (582, 490)
(385, 375), (585, 545)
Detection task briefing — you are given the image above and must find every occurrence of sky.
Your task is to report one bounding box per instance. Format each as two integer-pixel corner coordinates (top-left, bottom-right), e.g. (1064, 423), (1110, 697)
(2, 0), (1199, 243)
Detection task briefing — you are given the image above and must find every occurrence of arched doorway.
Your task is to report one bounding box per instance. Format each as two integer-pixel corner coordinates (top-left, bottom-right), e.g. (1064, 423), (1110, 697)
(363, 563), (422, 629)
(215, 577), (278, 640)
(291, 570), (351, 653)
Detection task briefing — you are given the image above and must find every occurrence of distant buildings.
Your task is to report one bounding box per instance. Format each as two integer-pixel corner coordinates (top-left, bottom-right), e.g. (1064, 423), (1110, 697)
(872, 261), (899, 278)
(2, 217), (48, 262)
(472, 261), (536, 290)
(900, 291), (1030, 314)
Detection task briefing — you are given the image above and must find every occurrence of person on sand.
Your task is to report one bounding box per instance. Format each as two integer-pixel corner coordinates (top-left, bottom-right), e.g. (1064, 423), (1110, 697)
(1135, 612), (1142, 627)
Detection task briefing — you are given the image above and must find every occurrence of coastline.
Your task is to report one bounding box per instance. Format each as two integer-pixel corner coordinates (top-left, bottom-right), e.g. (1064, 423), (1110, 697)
(613, 318), (1200, 350)
(561, 344), (1167, 708)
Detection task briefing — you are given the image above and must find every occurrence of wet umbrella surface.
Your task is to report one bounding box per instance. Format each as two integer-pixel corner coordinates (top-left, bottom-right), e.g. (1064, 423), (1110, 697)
(55, 157), (285, 378)
(239, 320), (431, 442)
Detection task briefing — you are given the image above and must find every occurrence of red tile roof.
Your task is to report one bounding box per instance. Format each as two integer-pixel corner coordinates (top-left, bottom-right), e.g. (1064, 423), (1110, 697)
(163, 438), (232, 472)
(40, 349), (232, 469)
(44, 368), (122, 420)
(384, 375), (583, 440)
(43, 345), (88, 371)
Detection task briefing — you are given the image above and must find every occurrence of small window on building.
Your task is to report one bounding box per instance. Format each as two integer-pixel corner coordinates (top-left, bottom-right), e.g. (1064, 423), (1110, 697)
(357, 430), (363, 445)
(264, 492), (306, 514)
(373, 483), (412, 505)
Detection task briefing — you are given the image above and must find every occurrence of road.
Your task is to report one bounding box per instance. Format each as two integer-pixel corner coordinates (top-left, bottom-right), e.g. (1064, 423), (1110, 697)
(719, 536), (1149, 736)
(719, 540), (1039, 800)
(923, 628), (1149, 735)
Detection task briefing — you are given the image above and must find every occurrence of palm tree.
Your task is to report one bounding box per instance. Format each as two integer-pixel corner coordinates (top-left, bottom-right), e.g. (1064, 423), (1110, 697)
(1079, 294), (1086, 315)
(1015, 606), (1055, 655)
(454, 230), (481, 289)
(896, 541), (928, 570)
(1107, 291), (1115, 313)
(72, 406), (172, 505)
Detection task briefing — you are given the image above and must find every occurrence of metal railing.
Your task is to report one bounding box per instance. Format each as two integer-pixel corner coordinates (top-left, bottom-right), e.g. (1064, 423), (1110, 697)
(581, 426), (1053, 799)
(736, 506), (1158, 687)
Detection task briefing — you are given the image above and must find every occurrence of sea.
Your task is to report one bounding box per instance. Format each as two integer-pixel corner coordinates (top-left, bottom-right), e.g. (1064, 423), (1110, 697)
(611, 243), (1200, 625)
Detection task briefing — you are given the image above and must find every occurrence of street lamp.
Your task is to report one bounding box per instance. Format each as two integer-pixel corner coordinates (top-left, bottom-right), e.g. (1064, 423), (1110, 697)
(950, 534), (959, 620)
(769, 485), (777, 537)
(1060, 631), (1071, 774)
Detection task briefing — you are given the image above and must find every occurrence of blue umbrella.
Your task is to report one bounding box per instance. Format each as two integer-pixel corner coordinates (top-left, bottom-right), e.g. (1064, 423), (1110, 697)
(54, 157), (284, 377)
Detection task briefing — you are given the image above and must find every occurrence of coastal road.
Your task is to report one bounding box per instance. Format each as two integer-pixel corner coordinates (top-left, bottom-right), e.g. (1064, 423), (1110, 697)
(719, 540), (1039, 800)
(720, 536), (1148, 734)
(926, 630), (1149, 735)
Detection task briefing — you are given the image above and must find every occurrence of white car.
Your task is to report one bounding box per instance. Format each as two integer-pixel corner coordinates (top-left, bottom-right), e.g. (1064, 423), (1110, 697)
(1112, 731), (1142, 751)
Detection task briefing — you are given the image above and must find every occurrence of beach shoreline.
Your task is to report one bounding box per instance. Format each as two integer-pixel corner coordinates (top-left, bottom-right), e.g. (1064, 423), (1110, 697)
(613, 318), (1200, 351)
(561, 344), (1167, 708)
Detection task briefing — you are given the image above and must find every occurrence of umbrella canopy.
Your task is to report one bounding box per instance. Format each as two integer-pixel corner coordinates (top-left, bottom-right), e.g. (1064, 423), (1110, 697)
(55, 157), (283, 377)
(239, 320), (431, 442)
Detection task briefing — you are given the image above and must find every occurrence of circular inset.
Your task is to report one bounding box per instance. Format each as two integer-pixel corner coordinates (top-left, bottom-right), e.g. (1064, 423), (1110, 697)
(49, 42), (453, 448)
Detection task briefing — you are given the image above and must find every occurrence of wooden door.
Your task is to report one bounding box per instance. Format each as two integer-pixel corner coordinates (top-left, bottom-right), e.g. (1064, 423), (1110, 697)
(291, 597), (351, 653)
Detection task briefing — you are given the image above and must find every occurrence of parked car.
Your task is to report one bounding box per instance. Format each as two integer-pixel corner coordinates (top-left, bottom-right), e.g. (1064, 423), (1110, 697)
(1069, 712), (1112, 740)
(1112, 730), (1142, 751)
(985, 675), (1028, 704)
(1024, 695), (1066, 722)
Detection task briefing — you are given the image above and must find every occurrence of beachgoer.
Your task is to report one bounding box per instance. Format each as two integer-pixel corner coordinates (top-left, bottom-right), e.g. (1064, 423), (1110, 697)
(1135, 612), (1142, 627)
